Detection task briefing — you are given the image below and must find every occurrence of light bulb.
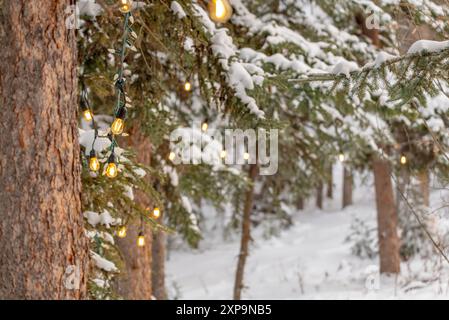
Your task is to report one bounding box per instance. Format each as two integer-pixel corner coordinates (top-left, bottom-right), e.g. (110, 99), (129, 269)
(89, 150), (100, 172)
(137, 233), (145, 247)
(208, 0), (233, 23)
(83, 109), (93, 121)
(152, 207), (161, 219)
(111, 107), (126, 135)
(184, 81), (192, 92)
(243, 152), (250, 160)
(168, 152), (176, 161)
(119, 0), (132, 13)
(202, 122), (208, 132)
(117, 226), (127, 238)
(220, 150), (227, 159)
(106, 154), (118, 178)
(400, 155), (407, 165)
(338, 154), (345, 162)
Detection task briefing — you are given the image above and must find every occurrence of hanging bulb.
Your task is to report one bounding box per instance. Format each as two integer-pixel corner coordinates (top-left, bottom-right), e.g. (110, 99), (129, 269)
(201, 122), (209, 132)
(111, 107), (126, 135)
(168, 151), (176, 161)
(400, 155), (407, 165)
(117, 226), (127, 238)
(243, 152), (250, 160)
(83, 109), (93, 121)
(106, 154), (118, 178)
(119, 0), (132, 13)
(220, 150), (227, 159)
(152, 207), (161, 219)
(89, 150), (100, 172)
(208, 0), (233, 23)
(137, 232), (145, 247)
(184, 81), (192, 92)
(338, 154), (345, 162)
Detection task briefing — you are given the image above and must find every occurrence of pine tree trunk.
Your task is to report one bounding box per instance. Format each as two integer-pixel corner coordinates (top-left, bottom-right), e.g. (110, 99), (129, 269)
(233, 164), (258, 300)
(316, 182), (323, 209)
(327, 165), (333, 199)
(152, 226), (167, 300)
(342, 167), (353, 208)
(418, 169), (430, 207)
(297, 197), (304, 210)
(372, 157), (401, 274)
(115, 126), (152, 299)
(0, 0), (89, 299)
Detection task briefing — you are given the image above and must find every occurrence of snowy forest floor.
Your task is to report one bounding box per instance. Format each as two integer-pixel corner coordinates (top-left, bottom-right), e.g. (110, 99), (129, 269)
(167, 164), (449, 299)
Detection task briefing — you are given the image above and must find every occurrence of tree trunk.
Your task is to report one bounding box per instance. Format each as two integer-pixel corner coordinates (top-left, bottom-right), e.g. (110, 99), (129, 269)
(115, 126), (152, 299)
(418, 169), (430, 207)
(297, 196), (304, 210)
(233, 164), (258, 300)
(372, 157), (401, 274)
(152, 225), (167, 300)
(316, 182), (323, 209)
(327, 165), (333, 199)
(0, 0), (89, 299)
(342, 167), (353, 208)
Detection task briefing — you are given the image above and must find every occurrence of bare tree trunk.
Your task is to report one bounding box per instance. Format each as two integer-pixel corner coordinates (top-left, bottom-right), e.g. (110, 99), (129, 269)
(418, 169), (430, 207)
(316, 182), (323, 209)
(233, 164), (258, 300)
(297, 196), (304, 210)
(373, 157), (401, 274)
(0, 0), (89, 299)
(116, 126), (152, 299)
(327, 165), (333, 199)
(342, 167), (353, 208)
(152, 226), (167, 300)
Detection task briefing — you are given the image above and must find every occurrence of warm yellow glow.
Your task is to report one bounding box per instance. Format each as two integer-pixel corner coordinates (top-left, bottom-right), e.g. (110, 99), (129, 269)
(184, 82), (192, 92)
(208, 0), (232, 23)
(243, 152), (250, 160)
(338, 154), (345, 162)
(220, 150), (227, 159)
(169, 152), (176, 161)
(106, 162), (118, 178)
(117, 226), (127, 238)
(83, 109), (93, 121)
(202, 122), (209, 132)
(119, 0), (132, 13)
(400, 155), (407, 165)
(111, 118), (125, 135)
(89, 156), (100, 172)
(137, 235), (145, 247)
(152, 207), (161, 219)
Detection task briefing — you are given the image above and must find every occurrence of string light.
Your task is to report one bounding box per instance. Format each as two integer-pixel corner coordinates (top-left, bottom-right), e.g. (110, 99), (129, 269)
(184, 81), (192, 92)
(169, 151), (176, 161)
(220, 150), (227, 159)
(106, 154), (118, 178)
(111, 107), (126, 135)
(119, 0), (132, 13)
(117, 226), (127, 238)
(83, 109), (93, 122)
(338, 153), (345, 162)
(400, 155), (407, 165)
(208, 0), (233, 23)
(152, 207), (161, 219)
(137, 232), (145, 247)
(243, 152), (250, 160)
(201, 122), (209, 132)
(89, 150), (100, 172)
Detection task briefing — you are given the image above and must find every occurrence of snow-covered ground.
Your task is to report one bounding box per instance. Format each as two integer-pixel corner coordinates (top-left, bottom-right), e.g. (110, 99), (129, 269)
(167, 164), (449, 299)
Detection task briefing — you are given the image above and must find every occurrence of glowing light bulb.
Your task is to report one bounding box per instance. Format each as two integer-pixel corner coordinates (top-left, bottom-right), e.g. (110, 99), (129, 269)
(184, 81), (192, 92)
(83, 109), (93, 121)
(400, 155), (407, 165)
(208, 0), (233, 23)
(111, 107), (126, 135)
(202, 122), (209, 132)
(89, 150), (100, 172)
(152, 207), (161, 219)
(117, 226), (127, 238)
(338, 154), (345, 162)
(106, 154), (118, 178)
(243, 152), (250, 160)
(168, 152), (176, 161)
(119, 0), (132, 13)
(137, 233), (145, 247)
(220, 150), (227, 159)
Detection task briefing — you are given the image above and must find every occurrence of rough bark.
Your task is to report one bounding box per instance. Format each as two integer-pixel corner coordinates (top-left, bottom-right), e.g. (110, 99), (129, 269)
(152, 225), (167, 300)
(326, 165), (333, 199)
(342, 167), (353, 208)
(115, 126), (152, 299)
(418, 169), (430, 207)
(372, 157), (401, 274)
(0, 0), (89, 299)
(233, 164), (258, 300)
(316, 182), (323, 209)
